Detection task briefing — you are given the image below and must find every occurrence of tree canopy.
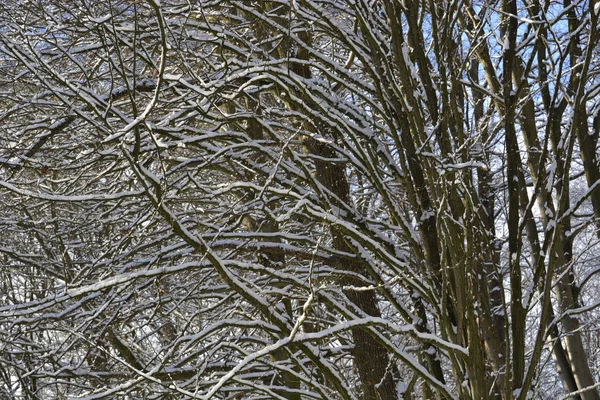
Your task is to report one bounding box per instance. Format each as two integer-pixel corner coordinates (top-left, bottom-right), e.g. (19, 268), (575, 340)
(1, 0), (600, 399)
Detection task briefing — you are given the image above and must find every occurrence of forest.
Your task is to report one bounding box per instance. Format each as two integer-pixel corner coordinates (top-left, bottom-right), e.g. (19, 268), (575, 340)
(1, 0), (600, 399)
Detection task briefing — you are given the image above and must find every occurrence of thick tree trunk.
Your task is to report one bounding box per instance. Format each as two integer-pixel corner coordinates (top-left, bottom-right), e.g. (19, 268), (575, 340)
(304, 137), (399, 400)
(556, 273), (599, 400)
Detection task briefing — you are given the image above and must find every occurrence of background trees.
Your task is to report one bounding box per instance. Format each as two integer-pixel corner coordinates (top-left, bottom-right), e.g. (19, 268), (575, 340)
(1, 0), (599, 398)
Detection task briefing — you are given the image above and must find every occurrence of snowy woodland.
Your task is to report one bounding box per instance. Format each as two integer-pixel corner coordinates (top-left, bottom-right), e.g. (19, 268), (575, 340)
(0, 0), (599, 399)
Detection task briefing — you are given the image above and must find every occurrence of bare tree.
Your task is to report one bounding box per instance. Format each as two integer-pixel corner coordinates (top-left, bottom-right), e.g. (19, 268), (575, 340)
(1, 0), (600, 399)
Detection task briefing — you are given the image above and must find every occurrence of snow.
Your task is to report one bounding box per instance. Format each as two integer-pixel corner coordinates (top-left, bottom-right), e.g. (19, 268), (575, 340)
(163, 73), (183, 80)
(85, 15), (111, 24)
(1, 2), (598, 399)
(0, 179), (144, 202)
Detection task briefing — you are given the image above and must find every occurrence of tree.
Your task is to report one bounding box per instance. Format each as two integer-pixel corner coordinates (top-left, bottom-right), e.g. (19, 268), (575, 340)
(1, 0), (600, 398)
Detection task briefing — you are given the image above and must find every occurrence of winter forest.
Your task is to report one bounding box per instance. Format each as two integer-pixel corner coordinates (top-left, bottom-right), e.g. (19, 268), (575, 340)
(1, 0), (600, 399)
